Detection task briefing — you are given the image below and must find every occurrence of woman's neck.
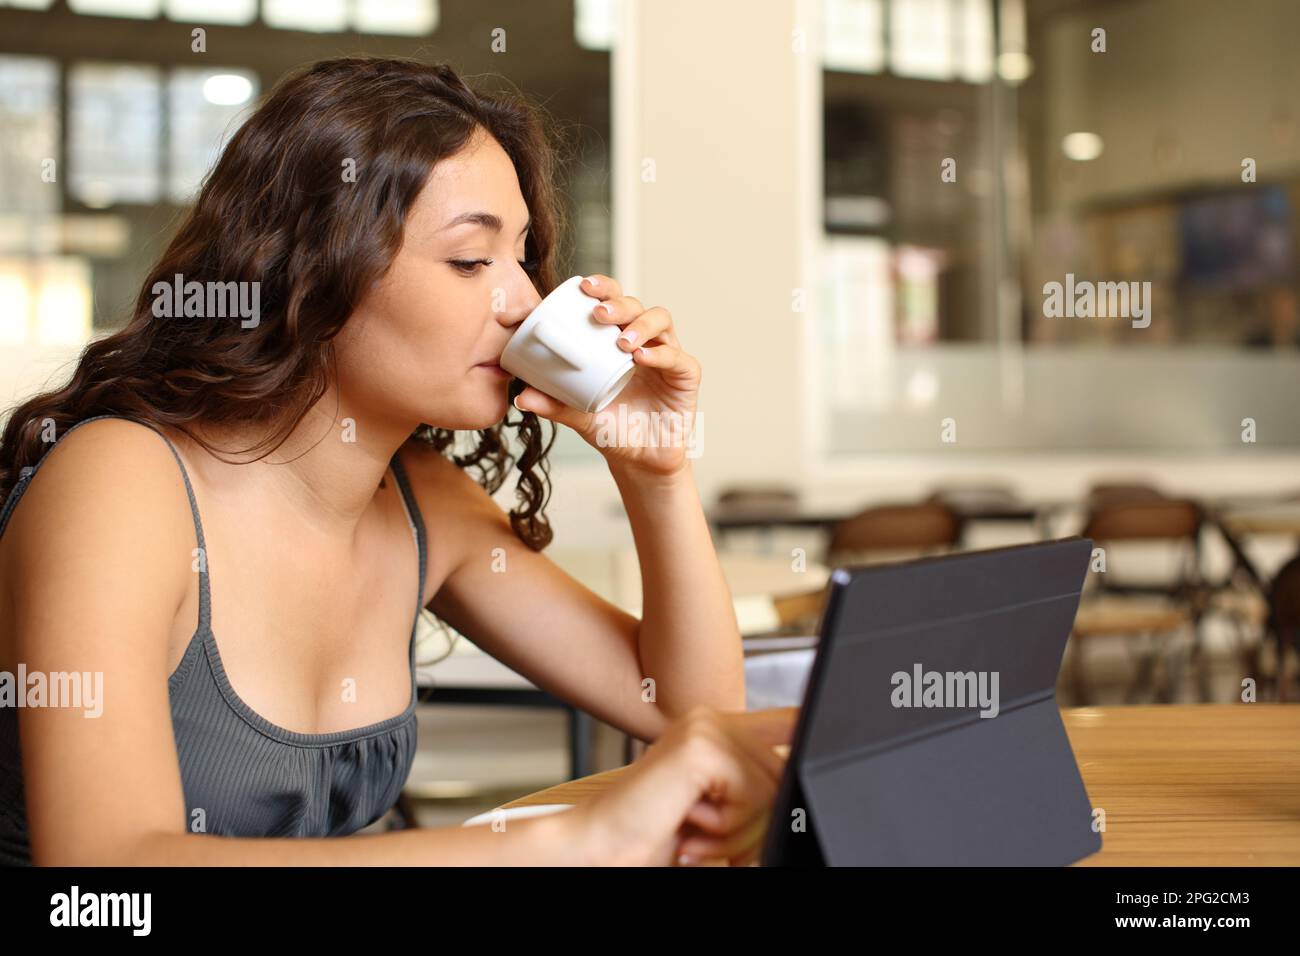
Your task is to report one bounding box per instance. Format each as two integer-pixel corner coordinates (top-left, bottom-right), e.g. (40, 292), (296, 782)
(169, 399), (416, 544)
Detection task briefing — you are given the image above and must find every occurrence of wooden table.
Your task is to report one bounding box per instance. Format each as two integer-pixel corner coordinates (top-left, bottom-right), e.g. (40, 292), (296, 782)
(503, 704), (1300, 865)
(1215, 504), (1300, 539)
(1205, 502), (1300, 587)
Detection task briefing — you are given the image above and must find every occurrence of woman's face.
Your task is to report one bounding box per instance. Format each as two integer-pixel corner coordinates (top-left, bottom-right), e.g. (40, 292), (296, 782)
(334, 127), (542, 433)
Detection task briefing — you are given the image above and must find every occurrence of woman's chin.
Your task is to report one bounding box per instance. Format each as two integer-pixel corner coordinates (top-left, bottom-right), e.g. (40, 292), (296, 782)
(420, 383), (516, 431)
(468, 394), (516, 430)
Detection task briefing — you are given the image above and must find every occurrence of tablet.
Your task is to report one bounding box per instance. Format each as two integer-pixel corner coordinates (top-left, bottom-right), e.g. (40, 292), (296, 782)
(761, 537), (1102, 866)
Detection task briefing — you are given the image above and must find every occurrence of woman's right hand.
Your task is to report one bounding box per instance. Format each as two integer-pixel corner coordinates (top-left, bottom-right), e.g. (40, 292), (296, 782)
(565, 706), (798, 866)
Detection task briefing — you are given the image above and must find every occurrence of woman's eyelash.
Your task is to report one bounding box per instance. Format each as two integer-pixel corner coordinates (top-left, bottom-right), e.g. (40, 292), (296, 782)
(449, 258), (541, 275)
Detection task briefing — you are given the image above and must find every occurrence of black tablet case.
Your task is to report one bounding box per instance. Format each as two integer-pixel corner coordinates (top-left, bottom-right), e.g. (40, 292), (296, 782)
(762, 537), (1102, 866)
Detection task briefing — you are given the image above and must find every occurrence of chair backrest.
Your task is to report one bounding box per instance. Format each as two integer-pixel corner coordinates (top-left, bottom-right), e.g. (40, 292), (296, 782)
(1081, 498), (1202, 542)
(828, 501), (962, 556)
(715, 484), (799, 510)
(1086, 482), (1165, 508)
(925, 482), (1018, 512)
(1269, 552), (1300, 632)
(772, 586), (828, 629)
(1080, 498), (1204, 597)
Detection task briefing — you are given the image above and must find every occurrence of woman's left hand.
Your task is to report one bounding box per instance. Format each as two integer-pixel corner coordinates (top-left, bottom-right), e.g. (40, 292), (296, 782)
(512, 274), (701, 478)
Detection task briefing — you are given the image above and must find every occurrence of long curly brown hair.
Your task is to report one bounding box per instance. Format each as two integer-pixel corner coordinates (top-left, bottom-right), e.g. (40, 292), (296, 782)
(0, 56), (571, 550)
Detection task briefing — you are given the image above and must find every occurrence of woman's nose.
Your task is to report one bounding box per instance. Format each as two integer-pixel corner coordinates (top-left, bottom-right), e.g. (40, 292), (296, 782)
(503, 287), (541, 329)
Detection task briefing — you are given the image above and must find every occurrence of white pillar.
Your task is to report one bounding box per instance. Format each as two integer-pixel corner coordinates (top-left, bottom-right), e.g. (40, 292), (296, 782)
(612, 0), (823, 498)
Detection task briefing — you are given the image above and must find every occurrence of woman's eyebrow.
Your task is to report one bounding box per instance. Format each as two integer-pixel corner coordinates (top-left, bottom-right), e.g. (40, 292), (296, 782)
(439, 211), (531, 237)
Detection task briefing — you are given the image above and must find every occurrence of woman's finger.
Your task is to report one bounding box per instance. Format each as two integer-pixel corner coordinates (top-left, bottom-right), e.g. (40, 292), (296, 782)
(612, 306), (673, 353)
(631, 344), (701, 384)
(683, 792), (771, 836)
(589, 295), (645, 324)
(708, 716), (789, 785)
(581, 274), (621, 301)
(578, 706), (787, 865)
(512, 385), (591, 432)
(589, 298), (680, 350)
(677, 814), (771, 864)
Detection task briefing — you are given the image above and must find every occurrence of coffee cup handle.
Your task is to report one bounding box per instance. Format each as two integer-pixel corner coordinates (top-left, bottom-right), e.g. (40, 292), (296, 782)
(535, 320), (586, 368)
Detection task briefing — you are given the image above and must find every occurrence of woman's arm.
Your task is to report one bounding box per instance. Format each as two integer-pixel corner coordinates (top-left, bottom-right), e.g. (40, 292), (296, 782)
(414, 447), (744, 746)
(410, 446), (672, 742)
(1, 420), (670, 861)
(607, 458), (746, 719)
(6, 420), (603, 866)
(130, 704), (793, 867)
(9, 419), (785, 866)
(122, 810), (590, 865)
(423, 274), (747, 743)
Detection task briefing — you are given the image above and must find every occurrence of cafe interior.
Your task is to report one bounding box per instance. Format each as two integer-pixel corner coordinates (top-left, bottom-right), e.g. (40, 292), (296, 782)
(1, 0), (1297, 863)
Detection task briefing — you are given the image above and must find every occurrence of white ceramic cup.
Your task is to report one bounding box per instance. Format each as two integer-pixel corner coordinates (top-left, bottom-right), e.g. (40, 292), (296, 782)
(500, 275), (637, 414)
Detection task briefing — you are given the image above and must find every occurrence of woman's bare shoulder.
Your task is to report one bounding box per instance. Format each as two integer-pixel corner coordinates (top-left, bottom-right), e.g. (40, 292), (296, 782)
(1, 417), (197, 602)
(395, 437), (513, 603)
(396, 436), (499, 514)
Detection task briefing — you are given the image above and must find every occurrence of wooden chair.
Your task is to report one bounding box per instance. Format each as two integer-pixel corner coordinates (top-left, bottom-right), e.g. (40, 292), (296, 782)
(1068, 497), (1206, 704)
(1257, 552), (1300, 701)
(1086, 481), (1166, 507)
(825, 500), (962, 568)
(714, 484), (800, 511)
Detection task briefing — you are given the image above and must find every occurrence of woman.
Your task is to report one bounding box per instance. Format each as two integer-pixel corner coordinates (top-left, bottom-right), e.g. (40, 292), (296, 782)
(0, 57), (794, 866)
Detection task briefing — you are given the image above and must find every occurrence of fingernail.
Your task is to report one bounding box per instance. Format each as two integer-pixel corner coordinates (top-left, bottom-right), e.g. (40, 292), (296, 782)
(513, 395), (525, 411)
(676, 854), (697, 866)
(595, 304), (610, 319)
(584, 275), (599, 288)
(618, 329), (639, 347)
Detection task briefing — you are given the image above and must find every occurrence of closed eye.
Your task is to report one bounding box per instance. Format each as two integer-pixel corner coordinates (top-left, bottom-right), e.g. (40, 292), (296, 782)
(449, 258), (541, 276)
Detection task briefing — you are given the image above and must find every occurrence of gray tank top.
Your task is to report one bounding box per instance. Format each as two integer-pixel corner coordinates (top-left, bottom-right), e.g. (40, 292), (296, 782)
(0, 414), (425, 865)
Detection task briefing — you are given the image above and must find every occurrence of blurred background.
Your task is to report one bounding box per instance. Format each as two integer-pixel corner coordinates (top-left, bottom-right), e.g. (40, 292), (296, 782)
(1, 0), (1297, 827)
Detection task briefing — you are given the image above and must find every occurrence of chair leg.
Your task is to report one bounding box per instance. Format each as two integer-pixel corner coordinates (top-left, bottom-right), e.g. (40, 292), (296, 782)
(1280, 628), (1295, 703)
(568, 708), (594, 779)
(1191, 618), (1213, 703)
(1153, 632), (1175, 705)
(1123, 633), (1155, 705)
(1067, 634), (1091, 706)
(390, 791), (420, 830)
(1162, 625), (1198, 703)
(1236, 617), (1262, 701)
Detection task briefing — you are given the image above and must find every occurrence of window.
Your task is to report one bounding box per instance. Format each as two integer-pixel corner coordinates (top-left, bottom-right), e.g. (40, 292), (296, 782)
(0, 257), (93, 348)
(67, 0), (160, 18)
(354, 0), (437, 36)
(822, 0), (992, 82)
(168, 68), (258, 204)
(822, 0), (884, 74)
(890, 0), (955, 80)
(575, 0), (618, 52)
(56, 0), (436, 33)
(957, 0), (994, 82)
(164, 0), (256, 25)
(261, 0), (347, 32)
(68, 63), (162, 206)
(0, 55), (59, 223)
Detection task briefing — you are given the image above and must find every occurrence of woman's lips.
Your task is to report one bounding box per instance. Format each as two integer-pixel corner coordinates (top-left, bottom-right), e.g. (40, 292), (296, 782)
(475, 361), (510, 378)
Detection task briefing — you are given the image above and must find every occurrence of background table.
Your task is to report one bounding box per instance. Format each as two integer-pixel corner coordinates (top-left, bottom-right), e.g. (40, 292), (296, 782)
(502, 704), (1300, 866)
